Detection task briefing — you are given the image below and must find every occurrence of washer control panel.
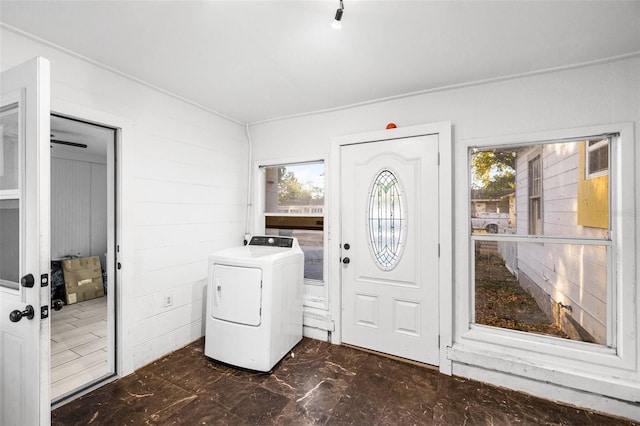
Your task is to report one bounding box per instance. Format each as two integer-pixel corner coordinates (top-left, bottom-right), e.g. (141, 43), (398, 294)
(249, 236), (294, 248)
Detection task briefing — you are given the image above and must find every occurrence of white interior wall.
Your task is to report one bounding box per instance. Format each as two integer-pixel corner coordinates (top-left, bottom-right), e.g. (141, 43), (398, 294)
(250, 57), (639, 150)
(90, 162), (107, 265)
(249, 56), (640, 317)
(51, 157), (108, 268)
(2, 22), (639, 419)
(1, 27), (248, 372)
(249, 56), (640, 418)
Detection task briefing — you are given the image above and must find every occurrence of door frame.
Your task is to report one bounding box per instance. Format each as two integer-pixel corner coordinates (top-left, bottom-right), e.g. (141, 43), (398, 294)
(49, 112), (118, 404)
(49, 99), (136, 386)
(329, 121), (453, 374)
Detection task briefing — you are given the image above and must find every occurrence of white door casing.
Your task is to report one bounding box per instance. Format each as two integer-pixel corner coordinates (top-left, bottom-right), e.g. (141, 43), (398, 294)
(341, 134), (440, 365)
(50, 98), (134, 380)
(0, 57), (51, 425)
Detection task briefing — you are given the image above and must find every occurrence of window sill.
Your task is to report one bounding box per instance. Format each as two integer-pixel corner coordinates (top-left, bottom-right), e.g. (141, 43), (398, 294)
(447, 338), (640, 403)
(449, 325), (637, 394)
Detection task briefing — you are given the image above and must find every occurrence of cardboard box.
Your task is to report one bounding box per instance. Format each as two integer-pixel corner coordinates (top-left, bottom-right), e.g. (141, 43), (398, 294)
(62, 256), (104, 304)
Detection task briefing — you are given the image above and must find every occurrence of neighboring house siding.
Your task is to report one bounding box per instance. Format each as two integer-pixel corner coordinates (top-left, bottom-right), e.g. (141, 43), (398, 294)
(541, 143), (579, 236)
(515, 143), (607, 344)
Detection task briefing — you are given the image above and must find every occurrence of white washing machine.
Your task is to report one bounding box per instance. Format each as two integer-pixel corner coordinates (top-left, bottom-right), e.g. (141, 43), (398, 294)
(204, 236), (304, 372)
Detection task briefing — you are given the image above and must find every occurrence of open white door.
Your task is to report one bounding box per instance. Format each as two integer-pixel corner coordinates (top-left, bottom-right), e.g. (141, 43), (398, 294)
(0, 57), (51, 425)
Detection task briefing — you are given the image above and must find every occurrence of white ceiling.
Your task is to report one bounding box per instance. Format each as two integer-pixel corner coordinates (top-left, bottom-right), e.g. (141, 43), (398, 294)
(50, 115), (113, 159)
(2, 1), (639, 124)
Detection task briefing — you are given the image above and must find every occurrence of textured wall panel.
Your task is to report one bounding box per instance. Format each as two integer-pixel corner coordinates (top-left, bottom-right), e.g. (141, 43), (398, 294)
(51, 158), (92, 259)
(51, 158), (107, 269)
(91, 162), (108, 267)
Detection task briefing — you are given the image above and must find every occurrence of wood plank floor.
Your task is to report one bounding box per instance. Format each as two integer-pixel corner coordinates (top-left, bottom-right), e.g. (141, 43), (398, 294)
(51, 296), (108, 400)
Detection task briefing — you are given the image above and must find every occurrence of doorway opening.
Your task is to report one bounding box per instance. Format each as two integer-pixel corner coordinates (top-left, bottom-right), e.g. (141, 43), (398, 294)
(49, 114), (117, 403)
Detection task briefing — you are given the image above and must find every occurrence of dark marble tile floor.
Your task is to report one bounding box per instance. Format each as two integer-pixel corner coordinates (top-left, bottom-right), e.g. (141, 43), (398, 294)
(52, 338), (636, 425)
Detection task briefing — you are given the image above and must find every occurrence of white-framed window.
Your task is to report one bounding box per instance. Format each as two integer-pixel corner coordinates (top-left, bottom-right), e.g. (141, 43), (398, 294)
(528, 153), (542, 235)
(471, 138), (611, 346)
(454, 123), (636, 391)
(586, 138), (609, 178)
(260, 160), (325, 283)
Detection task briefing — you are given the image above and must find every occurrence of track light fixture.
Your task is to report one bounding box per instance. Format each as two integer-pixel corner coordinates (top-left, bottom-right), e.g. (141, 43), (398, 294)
(332, 0), (344, 29)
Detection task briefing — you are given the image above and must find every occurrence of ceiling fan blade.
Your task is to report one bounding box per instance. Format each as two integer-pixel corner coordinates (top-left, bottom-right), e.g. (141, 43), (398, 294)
(50, 139), (88, 149)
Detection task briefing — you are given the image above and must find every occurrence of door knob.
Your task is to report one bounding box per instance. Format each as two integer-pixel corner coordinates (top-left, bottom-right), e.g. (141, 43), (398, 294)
(343, 243), (351, 250)
(342, 257), (350, 264)
(9, 305), (35, 322)
(51, 299), (64, 311)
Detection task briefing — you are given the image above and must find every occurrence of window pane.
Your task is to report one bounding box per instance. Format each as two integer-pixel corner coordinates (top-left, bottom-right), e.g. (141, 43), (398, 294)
(263, 161), (324, 282)
(470, 140), (609, 237)
(474, 240), (608, 345)
(265, 228), (323, 281)
(528, 155), (541, 197)
(1, 103), (19, 191)
(368, 170), (406, 270)
(529, 198), (541, 235)
(0, 199), (20, 289)
(264, 163), (324, 214)
(588, 145), (608, 176)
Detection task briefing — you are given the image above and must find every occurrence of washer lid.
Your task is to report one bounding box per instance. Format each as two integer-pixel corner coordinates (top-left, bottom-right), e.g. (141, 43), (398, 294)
(210, 245), (294, 261)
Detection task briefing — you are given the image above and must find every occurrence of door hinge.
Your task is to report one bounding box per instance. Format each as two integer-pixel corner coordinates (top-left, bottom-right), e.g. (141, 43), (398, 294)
(437, 152), (440, 166)
(438, 335), (440, 348)
(438, 243), (440, 257)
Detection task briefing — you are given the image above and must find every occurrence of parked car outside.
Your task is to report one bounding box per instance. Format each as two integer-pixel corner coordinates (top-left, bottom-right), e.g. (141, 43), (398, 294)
(471, 212), (510, 233)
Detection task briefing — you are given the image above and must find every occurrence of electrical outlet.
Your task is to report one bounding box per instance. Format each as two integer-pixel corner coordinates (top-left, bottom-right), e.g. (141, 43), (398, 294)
(164, 295), (173, 307)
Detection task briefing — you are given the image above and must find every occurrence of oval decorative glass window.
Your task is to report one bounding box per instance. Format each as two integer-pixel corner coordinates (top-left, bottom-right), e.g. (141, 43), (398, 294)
(368, 169), (406, 270)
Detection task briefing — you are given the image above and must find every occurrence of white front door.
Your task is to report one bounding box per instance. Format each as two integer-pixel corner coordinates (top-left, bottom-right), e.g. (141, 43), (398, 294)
(0, 57), (51, 425)
(341, 134), (439, 365)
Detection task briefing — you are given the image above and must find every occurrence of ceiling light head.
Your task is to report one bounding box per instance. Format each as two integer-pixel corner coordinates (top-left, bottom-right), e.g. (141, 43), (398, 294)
(332, 0), (344, 29)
